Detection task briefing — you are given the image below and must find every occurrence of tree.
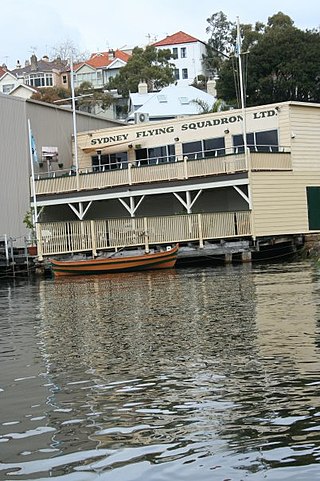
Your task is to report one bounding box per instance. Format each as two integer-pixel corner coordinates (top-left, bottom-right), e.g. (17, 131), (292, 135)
(214, 11), (320, 106)
(31, 87), (71, 104)
(75, 82), (114, 113)
(106, 45), (175, 97)
(203, 11), (235, 76)
(191, 98), (231, 114)
(50, 39), (89, 62)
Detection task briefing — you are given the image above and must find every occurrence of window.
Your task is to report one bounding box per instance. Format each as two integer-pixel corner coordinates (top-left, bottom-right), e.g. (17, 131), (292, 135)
(182, 68), (188, 79)
(2, 84), (14, 93)
(174, 69), (180, 80)
(62, 75), (67, 84)
(180, 47), (187, 58)
(26, 73), (53, 87)
(233, 129), (279, 153)
(172, 47), (178, 58)
(183, 137), (225, 159)
(92, 151), (128, 171)
(135, 145), (175, 165)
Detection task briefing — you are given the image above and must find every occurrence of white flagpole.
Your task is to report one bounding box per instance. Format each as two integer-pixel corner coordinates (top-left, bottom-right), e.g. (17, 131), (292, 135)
(236, 16), (249, 170)
(70, 53), (80, 191)
(27, 118), (38, 225)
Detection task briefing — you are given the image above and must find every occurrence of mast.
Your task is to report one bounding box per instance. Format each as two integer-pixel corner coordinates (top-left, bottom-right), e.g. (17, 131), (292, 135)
(236, 16), (249, 169)
(70, 53), (80, 191)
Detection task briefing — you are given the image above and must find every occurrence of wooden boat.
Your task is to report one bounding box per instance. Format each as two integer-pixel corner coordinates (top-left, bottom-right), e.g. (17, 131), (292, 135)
(50, 244), (179, 276)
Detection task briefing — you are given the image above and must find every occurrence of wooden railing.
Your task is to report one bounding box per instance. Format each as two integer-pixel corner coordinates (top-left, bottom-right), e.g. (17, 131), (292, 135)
(33, 151), (292, 197)
(36, 210), (252, 258)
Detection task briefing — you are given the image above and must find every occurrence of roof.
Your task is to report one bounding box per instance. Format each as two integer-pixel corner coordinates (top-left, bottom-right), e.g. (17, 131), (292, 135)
(128, 85), (216, 120)
(0, 66), (6, 78)
(74, 50), (130, 71)
(11, 57), (68, 75)
(152, 31), (202, 47)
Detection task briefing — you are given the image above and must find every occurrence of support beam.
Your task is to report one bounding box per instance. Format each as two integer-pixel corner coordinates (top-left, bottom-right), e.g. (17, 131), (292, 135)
(173, 190), (203, 213)
(233, 186), (251, 208)
(68, 201), (92, 220)
(119, 195), (145, 217)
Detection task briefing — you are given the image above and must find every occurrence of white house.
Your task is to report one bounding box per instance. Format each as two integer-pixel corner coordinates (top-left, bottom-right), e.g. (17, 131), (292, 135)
(0, 69), (21, 94)
(127, 83), (216, 123)
(153, 31), (208, 87)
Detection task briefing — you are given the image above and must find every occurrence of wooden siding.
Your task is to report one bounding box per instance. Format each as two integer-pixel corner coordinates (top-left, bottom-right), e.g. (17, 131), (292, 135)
(289, 104), (320, 171)
(251, 171), (320, 236)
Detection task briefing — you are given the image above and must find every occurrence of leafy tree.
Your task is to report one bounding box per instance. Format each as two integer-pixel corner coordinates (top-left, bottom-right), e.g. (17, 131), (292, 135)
(214, 11), (320, 106)
(191, 98), (231, 114)
(106, 45), (175, 97)
(31, 87), (71, 104)
(75, 82), (114, 113)
(204, 11), (235, 76)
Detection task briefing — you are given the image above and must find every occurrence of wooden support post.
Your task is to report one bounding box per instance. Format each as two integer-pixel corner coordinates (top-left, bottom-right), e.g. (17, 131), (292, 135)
(36, 223), (43, 261)
(241, 251), (252, 263)
(90, 220), (97, 257)
(144, 217), (149, 253)
(225, 253), (233, 264)
(198, 213), (204, 248)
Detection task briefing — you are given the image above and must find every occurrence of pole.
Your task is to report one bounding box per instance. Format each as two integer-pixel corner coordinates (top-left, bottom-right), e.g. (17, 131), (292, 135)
(70, 53), (80, 191)
(236, 16), (249, 168)
(27, 118), (38, 226)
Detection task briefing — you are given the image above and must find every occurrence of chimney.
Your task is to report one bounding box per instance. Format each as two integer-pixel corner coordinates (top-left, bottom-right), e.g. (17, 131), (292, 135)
(138, 79), (148, 95)
(206, 77), (217, 97)
(16, 60), (21, 69)
(30, 54), (38, 71)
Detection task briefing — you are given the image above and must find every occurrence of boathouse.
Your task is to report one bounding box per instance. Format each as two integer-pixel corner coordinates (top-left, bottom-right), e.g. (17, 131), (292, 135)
(31, 101), (320, 261)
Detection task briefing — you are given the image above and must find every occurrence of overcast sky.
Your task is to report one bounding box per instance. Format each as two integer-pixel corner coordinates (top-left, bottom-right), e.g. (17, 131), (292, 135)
(1, 0), (319, 69)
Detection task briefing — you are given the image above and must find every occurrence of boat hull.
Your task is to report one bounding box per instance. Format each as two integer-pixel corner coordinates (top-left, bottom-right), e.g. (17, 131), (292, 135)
(50, 244), (179, 277)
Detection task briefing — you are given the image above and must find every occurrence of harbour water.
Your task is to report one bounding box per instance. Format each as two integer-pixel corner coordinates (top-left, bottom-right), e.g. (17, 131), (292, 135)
(1, 260), (320, 480)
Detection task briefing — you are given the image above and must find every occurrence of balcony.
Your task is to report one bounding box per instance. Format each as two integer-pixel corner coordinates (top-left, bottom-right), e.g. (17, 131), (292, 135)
(33, 148), (292, 197)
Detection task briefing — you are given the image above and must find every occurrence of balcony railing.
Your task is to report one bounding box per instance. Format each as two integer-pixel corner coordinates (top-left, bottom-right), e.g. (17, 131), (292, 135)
(33, 148), (291, 196)
(36, 210), (252, 258)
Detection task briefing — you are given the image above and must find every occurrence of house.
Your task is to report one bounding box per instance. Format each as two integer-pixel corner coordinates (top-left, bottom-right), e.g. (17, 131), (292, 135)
(73, 49), (130, 89)
(0, 68), (22, 94)
(30, 101), (320, 261)
(127, 83), (217, 122)
(152, 31), (208, 87)
(11, 55), (70, 90)
(9, 83), (38, 99)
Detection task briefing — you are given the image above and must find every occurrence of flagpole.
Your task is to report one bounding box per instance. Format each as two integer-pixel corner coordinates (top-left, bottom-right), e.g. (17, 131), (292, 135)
(236, 16), (249, 170)
(70, 53), (80, 191)
(27, 118), (38, 225)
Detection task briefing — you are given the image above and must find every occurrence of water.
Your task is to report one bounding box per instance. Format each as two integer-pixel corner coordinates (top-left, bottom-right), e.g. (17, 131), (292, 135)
(1, 260), (320, 480)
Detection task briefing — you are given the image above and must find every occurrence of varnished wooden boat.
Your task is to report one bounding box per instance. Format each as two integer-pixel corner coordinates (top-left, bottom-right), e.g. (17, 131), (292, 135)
(50, 244), (179, 276)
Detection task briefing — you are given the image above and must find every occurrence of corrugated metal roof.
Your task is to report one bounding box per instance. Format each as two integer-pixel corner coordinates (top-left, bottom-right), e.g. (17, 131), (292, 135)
(128, 85), (216, 120)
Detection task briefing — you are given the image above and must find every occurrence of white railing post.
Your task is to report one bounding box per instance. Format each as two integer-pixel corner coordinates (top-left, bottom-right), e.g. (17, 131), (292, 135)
(183, 156), (188, 179)
(90, 220), (97, 257)
(36, 223), (43, 261)
(198, 213), (204, 248)
(128, 162), (133, 185)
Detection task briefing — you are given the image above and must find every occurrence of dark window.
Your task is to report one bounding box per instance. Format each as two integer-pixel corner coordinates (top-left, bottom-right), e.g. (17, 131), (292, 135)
(182, 68), (188, 79)
(204, 137), (225, 157)
(181, 47), (187, 58)
(233, 130), (278, 153)
(256, 130), (278, 152)
(182, 141), (202, 159)
(135, 145), (175, 165)
(172, 47), (178, 58)
(92, 151), (128, 171)
(174, 69), (180, 80)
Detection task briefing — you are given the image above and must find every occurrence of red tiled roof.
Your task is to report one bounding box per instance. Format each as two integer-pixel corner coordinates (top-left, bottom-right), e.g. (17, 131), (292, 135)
(74, 50), (131, 71)
(0, 66), (7, 77)
(152, 31), (200, 46)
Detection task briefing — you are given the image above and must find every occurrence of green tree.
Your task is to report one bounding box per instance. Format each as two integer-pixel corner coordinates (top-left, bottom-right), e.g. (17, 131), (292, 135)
(106, 45), (175, 97)
(75, 82), (114, 113)
(215, 11), (320, 106)
(203, 11), (235, 76)
(31, 87), (71, 104)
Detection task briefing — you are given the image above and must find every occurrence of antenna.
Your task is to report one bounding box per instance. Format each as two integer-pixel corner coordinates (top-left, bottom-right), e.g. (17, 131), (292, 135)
(30, 46), (37, 55)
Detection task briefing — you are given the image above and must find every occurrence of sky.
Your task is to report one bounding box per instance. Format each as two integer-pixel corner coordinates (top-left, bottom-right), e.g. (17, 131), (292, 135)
(1, 0), (320, 69)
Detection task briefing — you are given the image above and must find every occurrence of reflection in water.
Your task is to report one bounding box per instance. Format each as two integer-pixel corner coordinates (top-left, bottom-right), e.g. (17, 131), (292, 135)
(1, 261), (320, 480)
